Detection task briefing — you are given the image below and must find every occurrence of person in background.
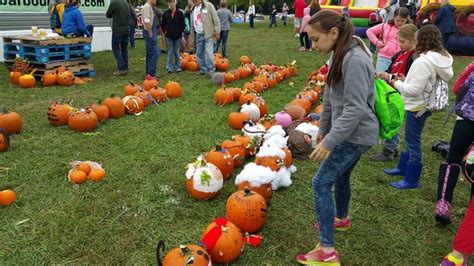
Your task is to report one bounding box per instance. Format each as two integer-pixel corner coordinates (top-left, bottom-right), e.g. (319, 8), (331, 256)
(62, 0), (94, 37)
(106, 0), (132, 76)
(142, 0), (160, 77)
(309, 0), (321, 16)
(293, 0), (307, 37)
(435, 0), (456, 49)
(49, 0), (66, 34)
(282, 3), (289, 26)
(299, 7), (311, 51)
(269, 4), (277, 27)
(214, 0), (233, 58)
(247, 0), (255, 29)
(161, 0), (185, 73)
(184, 0), (194, 52)
(129, 3), (138, 48)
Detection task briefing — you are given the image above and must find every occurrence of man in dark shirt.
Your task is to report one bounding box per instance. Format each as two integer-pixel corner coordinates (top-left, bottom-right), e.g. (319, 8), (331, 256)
(106, 0), (132, 76)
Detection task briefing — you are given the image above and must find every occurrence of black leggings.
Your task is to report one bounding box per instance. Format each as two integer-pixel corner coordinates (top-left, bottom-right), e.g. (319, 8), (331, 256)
(299, 32), (310, 49)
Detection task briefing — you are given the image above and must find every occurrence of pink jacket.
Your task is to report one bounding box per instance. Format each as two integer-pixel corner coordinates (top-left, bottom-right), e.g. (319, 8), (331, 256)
(300, 7), (310, 33)
(366, 23), (400, 59)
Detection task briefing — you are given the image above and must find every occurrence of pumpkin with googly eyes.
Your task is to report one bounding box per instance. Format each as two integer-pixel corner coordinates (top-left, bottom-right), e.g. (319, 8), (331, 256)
(255, 143), (286, 172)
(157, 241), (211, 266)
(204, 145), (235, 180)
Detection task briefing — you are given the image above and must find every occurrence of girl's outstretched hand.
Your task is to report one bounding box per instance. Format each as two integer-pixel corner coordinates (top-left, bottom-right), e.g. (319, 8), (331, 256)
(310, 142), (331, 161)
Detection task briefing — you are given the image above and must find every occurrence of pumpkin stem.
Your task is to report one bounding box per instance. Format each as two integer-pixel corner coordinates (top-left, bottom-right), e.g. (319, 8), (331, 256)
(156, 240), (165, 266)
(29, 68), (37, 75)
(2, 106), (8, 114)
(128, 81), (135, 86)
(215, 145), (222, 152)
(243, 187), (254, 196)
(179, 245), (192, 256)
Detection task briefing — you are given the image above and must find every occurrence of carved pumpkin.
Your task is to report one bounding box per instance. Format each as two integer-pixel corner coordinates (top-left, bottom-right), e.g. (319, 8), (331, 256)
(90, 102), (109, 122)
(124, 81), (141, 96)
(122, 96), (145, 115)
(142, 75), (159, 91)
(135, 91), (153, 107)
(235, 162), (275, 202)
(227, 111), (249, 130)
(56, 71), (74, 86)
(103, 95), (125, 118)
(149, 86), (168, 102)
(240, 102), (260, 122)
(205, 145), (235, 180)
(19, 74), (36, 88)
(0, 189), (17, 207)
(165, 81), (182, 98)
(187, 61), (199, 71)
(201, 218), (243, 264)
(0, 107), (23, 134)
(9, 71), (22, 85)
(214, 87), (234, 106)
(68, 109), (99, 132)
(47, 101), (73, 126)
(239, 55), (251, 65)
(186, 156), (223, 200)
(226, 188), (268, 233)
(232, 134), (256, 158)
(221, 140), (246, 167)
(0, 128), (9, 152)
(231, 87), (242, 101)
(41, 71), (57, 86)
(157, 242), (210, 266)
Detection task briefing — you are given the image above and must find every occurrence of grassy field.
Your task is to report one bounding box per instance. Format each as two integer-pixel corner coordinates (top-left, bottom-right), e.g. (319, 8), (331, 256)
(1, 22), (473, 264)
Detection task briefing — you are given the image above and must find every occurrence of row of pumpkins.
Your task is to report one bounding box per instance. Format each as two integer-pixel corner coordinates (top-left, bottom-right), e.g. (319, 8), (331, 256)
(46, 78), (182, 132)
(158, 64), (329, 265)
(180, 52), (251, 73)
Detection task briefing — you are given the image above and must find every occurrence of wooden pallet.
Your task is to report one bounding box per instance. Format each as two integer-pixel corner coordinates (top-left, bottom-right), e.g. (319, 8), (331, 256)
(3, 35), (92, 46)
(32, 63), (95, 78)
(5, 59), (90, 69)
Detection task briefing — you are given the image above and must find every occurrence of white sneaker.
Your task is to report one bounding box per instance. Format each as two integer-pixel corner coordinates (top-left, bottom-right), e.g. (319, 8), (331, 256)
(294, 33), (300, 38)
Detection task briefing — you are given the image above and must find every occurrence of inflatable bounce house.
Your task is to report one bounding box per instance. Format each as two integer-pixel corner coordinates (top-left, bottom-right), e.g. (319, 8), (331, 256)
(319, 0), (389, 37)
(417, 0), (474, 56)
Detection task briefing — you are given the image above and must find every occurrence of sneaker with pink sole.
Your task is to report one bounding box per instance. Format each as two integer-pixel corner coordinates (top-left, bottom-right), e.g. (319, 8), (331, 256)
(314, 217), (352, 232)
(296, 244), (340, 265)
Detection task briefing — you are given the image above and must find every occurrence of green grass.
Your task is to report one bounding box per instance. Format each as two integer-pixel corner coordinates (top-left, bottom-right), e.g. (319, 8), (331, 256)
(0, 22), (473, 264)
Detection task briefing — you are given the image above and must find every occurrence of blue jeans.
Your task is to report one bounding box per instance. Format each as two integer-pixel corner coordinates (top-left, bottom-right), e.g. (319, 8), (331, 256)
(312, 141), (371, 247)
(111, 32), (129, 71)
(384, 133), (399, 153)
(269, 16), (277, 27)
(129, 25), (135, 48)
(375, 56), (392, 72)
(213, 30), (229, 58)
(165, 37), (181, 72)
(405, 111), (431, 164)
(195, 33), (215, 73)
(143, 30), (160, 77)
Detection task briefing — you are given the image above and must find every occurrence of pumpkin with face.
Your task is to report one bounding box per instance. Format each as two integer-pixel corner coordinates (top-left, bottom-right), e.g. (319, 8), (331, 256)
(157, 241), (211, 266)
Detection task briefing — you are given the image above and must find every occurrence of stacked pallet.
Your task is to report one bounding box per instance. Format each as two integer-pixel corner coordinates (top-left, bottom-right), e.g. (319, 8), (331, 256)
(3, 35), (95, 78)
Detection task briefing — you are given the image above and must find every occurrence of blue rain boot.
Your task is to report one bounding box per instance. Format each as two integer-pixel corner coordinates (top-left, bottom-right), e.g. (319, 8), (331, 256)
(390, 162), (423, 190)
(383, 152), (409, 176)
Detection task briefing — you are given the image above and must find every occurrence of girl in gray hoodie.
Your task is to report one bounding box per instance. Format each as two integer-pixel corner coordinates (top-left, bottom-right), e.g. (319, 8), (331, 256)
(296, 10), (379, 265)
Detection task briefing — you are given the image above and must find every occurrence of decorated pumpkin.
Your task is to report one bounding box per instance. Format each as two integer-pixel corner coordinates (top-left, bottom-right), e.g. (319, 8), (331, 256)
(135, 90), (153, 107)
(90, 102), (109, 122)
(255, 142), (286, 172)
(41, 71), (57, 86)
(142, 75), (159, 91)
(157, 241), (210, 266)
(214, 87), (234, 106)
(124, 81), (141, 96)
(56, 70), (75, 86)
(164, 81), (182, 98)
(232, 134), (256, 158)
(258, 114), (276, 130)
(201, 217), (243, 264)
(103, 95), (125, 118)
(68, 108), (99, 132)
(0, 128), (9, 152)
(235, 163), (275, 202)
(0, 107), (23, 134)
(149, 86), (168, 102)
(47, 101), (74, 126)
(240, 102), (260, 122)
(122, 96), (145, 115)
(221, 140), (245, 167)
(274, 111), (292, 127)
(9, 58), (32, 85)
(186, 156), (223, 200)
(238, 91), (257, 106)
(283, 147), (293, 168)
(0, 189), (17, 207)
(19, 73), (36, 88)
(205, 145), (235, 180)
(227, 111), (249, 130)
(226, 188), (268, 233)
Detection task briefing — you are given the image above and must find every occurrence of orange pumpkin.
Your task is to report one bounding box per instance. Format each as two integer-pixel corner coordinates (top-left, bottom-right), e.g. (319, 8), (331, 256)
(227, 112), (249, 130)
(238, 66), (250, 79)
(41, 71), (57, 86)
(253, 96), (267, 117)
(69, 169), (88, 184)
(291, 97), (312, 114)
(135, 91), (153, 107)
(158, 242), (211, 266)
(221, 140), (246, 167)
(283, 147), (293, 168)
(57, 71), (74, 86)
(47, 101), (73, 126)
(180, 58), (188, 70)
(165, 81), (182, 98)
(201, 218), (243, 264)
(214, 87), (234, 106)
(0, 128), (9, 152)
(187, 61), (199, 71)
(299, 89), (319, 104)
(19, 73), (36, 88)
(231, 69), (241, 80)
(90, 102), (109, 122)
(226, 188), (268, 233)
(0, 107), (23, 134)
(223, 72), (234, 84)
(122, 96), (145, 115)
(73, 77), (85, 85)
(237, 181), (272, 202)
(103, 95), (125, 118)
(314, 104), (323, 114)
(239, 55), (251, 65)
(214, 52), (223, 60)
(88, 168), (106, 182)
(9, 71), (22, 85)
(255, 156), (283, 171)
(215, 58), (230, 72)
(124, 81), (141, 96)
(231, 87), (243, 101)
(238, 91), (257, 105)
(0, 189), (17, 206)
(142, 75), (159, 91)
(232, 134), (256, 158)
(258, 115), (277, 130)
(205, 145), (235, 180)
(68, 109), (99, 132)
(285, 104), (306, 120)
(149, 86), (168, 102)
(186, 159), (223, 200)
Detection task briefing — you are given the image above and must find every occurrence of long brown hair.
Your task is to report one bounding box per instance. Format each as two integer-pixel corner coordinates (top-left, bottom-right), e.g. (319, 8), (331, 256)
(309, 0), (320, 12)
(416, 24), (449, 56)
(308, 10), (364, 86)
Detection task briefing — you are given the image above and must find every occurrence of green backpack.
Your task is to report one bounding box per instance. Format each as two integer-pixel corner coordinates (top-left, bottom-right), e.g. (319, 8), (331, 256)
(370, 78), (405, 140)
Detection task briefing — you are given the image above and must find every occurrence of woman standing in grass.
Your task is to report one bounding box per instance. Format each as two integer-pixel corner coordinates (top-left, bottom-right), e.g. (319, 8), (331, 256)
(296, 10), (378, 265)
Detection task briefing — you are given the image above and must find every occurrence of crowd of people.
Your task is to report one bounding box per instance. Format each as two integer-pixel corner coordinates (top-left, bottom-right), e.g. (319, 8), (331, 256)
(46, 0), (473, 264)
